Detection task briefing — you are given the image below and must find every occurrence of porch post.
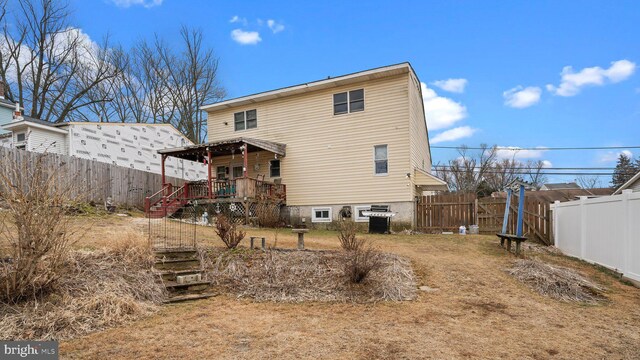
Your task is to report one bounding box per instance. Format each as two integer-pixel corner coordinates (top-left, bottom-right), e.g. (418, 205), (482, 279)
(161, 154), (167, 191)
(243, 142), (249, 178)
(207, 148), (212, 199)
(243, 142), (249, 225)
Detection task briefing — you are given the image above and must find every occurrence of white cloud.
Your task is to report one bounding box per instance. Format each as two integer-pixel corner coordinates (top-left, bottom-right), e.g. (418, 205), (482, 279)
(230, 29), (262, 45)
(108, 0), (162, 8)
(267, 19), (285, 34)
(496, 146), (548, 160)
(230, 15), (248, 26)
(421, 82), (468, 131)
(598, 150), (633, 163)
(431, 78), (467, 93)
(503, 86), (542, 108)
(547, 59), (636, 97)
(431, 126), (477, 144)
(541, 160), (553, 168)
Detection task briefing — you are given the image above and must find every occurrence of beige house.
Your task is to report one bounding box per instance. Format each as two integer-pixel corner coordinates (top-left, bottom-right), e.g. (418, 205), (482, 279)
(613, 170), (640, 194)
(154, 63), (447, 228)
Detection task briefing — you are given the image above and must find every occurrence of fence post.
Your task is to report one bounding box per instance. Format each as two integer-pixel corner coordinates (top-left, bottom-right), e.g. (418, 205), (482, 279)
(623, 190), (632, 277)
(553, 200), (560, 247)
(579, 196), (588, 259)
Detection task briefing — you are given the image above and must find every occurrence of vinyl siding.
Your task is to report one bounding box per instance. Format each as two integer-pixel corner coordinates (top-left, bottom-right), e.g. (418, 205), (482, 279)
(408, 72), (431, 197)
(0, 106), (12, 134)
(207, 74), (413, 206)
(27, 126), (67, 155)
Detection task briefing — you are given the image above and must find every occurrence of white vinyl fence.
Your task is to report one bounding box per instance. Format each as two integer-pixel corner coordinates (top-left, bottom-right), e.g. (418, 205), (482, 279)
(551, 190), (640, 282)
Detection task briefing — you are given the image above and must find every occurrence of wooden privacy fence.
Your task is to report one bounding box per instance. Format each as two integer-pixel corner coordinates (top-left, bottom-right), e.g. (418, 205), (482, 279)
(0, 147), (182, 209)
(417, 193), (552, 245)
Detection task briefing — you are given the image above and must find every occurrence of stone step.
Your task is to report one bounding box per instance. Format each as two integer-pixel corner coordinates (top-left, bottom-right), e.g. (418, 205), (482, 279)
(157, 269), (203, 282)
(154, 250), (198, 261)
(154, 258), (200, 271)
(164, 292), (217, 304)
(164, 281), (211, 296)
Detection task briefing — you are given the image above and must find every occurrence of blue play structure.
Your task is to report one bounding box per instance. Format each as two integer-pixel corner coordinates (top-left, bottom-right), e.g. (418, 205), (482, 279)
(496, 181), (528, 255)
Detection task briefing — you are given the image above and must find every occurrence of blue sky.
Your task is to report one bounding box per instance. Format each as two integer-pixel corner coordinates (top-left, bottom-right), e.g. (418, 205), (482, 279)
(72, 0), (640, 185)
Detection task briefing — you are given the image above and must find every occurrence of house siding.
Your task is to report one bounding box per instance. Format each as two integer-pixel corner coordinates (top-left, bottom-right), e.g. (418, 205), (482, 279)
(27, 126), (67, 155)
(407, 71), (431, 198)
(207, 73), (413, 207)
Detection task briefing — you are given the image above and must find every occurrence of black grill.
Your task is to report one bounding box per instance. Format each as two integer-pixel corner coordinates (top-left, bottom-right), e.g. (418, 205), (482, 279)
(365, 205), (393, 234)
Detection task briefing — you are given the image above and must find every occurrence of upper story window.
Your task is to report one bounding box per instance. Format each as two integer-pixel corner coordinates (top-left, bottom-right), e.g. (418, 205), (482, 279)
(374, 145), (388, 175)
(333, 89), (364, 115)
(234, 109), (257, 131)
(16, 133), (25, 142)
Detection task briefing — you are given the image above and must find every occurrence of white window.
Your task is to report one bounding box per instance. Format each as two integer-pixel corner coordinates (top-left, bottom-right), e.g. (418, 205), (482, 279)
(374, 145), (388, 175)
(354, 205), (371, 222)
(312, 207), (332, 223)
(216, 166), (227, 180)
(234, 109), (257, 131)
(16, 133), (26, 142)
(333, 89), (364, 115)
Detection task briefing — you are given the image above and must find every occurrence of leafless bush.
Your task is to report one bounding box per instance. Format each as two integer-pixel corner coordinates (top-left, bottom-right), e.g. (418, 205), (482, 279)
(344, 241), (383, 284)
(214, 213), (245, 249)
(0, 151), (84, 303)
(255, 199), (284, 247)
(337, 220), (365, 251)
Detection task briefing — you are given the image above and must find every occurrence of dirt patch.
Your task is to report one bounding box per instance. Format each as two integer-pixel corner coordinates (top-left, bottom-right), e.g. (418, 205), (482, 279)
(507, 258), (607, 304)
(0, 237), (165, 340)
(200, 247), (416, 302)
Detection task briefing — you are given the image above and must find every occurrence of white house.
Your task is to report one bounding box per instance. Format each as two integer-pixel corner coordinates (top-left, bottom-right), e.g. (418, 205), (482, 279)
(0, 104), (207, 181)
(613, 170), (640, 194)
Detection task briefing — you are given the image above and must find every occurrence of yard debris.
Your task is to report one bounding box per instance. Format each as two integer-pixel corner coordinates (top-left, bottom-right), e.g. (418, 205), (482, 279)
(522, 242), (562, 255)
(0, 237), (165, 340)
(200, 247), (416, 303)
(507, 259), (606, 304)
(419, 285), (439, 293)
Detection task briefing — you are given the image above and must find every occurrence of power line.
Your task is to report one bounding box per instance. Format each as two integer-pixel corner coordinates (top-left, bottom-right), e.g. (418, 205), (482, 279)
(432, 166), (616, 170)
(431, 145), (640, 151)
(432, 170), (614, 176)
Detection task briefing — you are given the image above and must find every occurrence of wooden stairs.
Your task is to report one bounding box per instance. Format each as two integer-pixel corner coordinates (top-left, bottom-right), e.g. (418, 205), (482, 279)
(154, 249), (216, 303)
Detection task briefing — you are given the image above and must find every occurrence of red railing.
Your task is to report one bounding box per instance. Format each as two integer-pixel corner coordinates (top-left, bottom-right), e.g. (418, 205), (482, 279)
(145, 178), (285, 218)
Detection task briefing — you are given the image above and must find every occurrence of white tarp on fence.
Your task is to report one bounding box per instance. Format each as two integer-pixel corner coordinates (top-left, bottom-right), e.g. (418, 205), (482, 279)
(551, 190), (640, 282)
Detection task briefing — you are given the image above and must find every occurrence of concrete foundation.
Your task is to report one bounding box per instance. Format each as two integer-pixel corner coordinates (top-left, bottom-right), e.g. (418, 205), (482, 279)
(285, 201), (415, 231)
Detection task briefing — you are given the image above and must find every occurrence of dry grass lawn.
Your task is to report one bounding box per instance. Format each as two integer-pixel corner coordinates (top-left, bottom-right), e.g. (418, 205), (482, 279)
(59, 215), (640, 359)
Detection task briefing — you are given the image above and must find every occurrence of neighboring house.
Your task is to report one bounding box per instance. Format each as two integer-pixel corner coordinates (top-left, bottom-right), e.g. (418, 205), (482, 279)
(0, 108), (207, 180)
(540, 182), (582, 191)
(492, 188), (614, 203)
(613, 170), (640, 194)
(156, 63), (448, 228)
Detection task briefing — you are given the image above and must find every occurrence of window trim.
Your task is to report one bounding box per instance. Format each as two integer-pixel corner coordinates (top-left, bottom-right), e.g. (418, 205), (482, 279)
(333, 89), (365, 115)
(269, 159), (281, 178)
(373, 144), (389, 176)
(16, 132), (26, 142)
(233, 109), (258, 131)
(311, 207), (332, 223)
(231, 164), (244, 179)
(354, 205), (371, 222)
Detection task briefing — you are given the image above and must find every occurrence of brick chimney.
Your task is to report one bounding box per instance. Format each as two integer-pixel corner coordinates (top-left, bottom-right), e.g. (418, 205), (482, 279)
(13, 102), (22, 121)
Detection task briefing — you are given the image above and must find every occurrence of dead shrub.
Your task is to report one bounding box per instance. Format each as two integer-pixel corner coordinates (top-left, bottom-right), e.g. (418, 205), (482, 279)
(214, 213), (246, 249)
(255, 199), (284, 247)
(507, 259), (606, 304)
(337, 220), (364, 251)
(0, 151), (85, 303)
(344, 241), (383, 284)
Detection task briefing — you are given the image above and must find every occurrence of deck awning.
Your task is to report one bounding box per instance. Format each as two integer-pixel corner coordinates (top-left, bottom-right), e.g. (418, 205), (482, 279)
(158, 137), (286, 162)
(414, 169), (448, 191)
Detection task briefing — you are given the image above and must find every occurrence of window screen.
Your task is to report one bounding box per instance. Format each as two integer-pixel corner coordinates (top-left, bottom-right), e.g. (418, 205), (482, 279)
(349, 89), (364, 112)
(374, 145), (388, 174)
(234, 112), (245, 131)
(333, 92), (348, 115)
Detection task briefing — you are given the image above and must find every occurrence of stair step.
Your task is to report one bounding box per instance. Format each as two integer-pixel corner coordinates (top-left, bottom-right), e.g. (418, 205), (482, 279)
(154, 250), (198, 260)
(164, 292), (217, 304)
(154, 259), (200, 271)
(157, 269), (203, 281)
(164, 280), (210, 289)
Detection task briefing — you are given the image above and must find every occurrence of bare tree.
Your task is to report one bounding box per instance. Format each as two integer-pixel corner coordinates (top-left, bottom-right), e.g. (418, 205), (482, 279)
(0, 0), (121, 123)
(524, 160), (548, 189)
(434, 144), (498, 193)
(576, 175), (602, 189)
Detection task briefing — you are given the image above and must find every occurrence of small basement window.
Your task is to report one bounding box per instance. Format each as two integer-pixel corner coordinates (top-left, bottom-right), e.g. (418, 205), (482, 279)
(234, 109), (257, 131)
(354, 205), (371, 222)
(333, 89), (364, 115)
(374, 145), (388, 175)
(312, 207), (332, 223)
(270, 159), (281, 178)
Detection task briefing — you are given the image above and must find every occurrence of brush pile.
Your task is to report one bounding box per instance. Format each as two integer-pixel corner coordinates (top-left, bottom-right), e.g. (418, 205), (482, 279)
(200, 247), (416, 303)
(507, 259), (606, 304)
(0, 239), (166, 340)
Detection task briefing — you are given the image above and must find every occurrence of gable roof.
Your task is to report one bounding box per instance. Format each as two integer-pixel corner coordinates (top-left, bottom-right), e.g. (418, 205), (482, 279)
(200, 62), (414, 112)
(541, 182), (581, 190)
(613, 170), (640, 195)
